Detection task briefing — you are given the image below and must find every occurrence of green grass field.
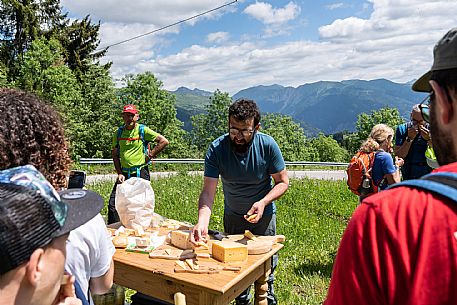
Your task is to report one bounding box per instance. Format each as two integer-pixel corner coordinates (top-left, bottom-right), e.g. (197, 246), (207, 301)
(87, 174), (358, 305)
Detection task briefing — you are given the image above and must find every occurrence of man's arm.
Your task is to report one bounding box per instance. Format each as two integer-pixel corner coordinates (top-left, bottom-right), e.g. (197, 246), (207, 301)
(394, 124), (418, 158)
(148, 134), (169, 159)
(190, 177), (218, 244)
(245, 169), (289, 223)
(111, 147), (125, 183)
(89, 260), (114, 295)
(395, 142), (413, 159)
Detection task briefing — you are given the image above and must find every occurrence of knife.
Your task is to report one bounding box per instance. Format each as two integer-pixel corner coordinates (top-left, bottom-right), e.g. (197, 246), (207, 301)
(208, 229), (225, 241)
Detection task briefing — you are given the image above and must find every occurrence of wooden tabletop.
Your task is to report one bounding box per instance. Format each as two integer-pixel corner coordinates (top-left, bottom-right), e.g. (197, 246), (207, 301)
(113, 231), (283, 305)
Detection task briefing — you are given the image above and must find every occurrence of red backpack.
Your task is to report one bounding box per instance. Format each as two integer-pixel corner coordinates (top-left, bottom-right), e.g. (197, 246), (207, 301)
(346, 151), (378, 196)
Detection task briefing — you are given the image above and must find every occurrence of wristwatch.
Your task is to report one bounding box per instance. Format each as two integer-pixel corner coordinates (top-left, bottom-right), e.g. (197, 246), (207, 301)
(406, 137), (412, 143)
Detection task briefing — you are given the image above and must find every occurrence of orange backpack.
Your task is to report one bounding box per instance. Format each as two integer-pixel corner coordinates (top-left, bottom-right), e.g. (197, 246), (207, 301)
(346, 151), (378, 196)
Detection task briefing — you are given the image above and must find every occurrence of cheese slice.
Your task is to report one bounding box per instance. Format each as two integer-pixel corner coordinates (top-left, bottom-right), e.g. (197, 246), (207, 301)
(170, 230), (193, 250)
(211, 241), (248, 262)
(112, 236), (128, 248)
(132, 224), (145, 237)
(135, 237), (149, 248)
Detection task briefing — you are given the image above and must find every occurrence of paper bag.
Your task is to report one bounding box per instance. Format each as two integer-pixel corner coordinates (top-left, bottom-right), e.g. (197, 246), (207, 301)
(115, 177), (155, 229)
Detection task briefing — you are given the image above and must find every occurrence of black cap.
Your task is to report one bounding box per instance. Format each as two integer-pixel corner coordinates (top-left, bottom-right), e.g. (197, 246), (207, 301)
(0, 165), (103, 274)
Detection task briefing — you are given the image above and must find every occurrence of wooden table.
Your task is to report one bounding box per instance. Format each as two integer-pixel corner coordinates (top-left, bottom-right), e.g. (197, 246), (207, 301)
(113, 243), (282, 305)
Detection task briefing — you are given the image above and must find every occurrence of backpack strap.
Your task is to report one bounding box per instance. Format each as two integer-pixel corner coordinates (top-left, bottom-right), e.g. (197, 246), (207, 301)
(138, 124), (152, 165)
(138, 124), (148, 155)
(388, 172), (457, 202)
(116, 125), (124, 148)
(361, 151), (376, 176)
(64, 268), (90, 305)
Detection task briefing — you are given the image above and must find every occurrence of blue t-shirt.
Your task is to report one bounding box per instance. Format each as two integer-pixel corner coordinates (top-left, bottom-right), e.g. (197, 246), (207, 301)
(204, 132), (285, 216)
(395, 122), (431, 179)
(395, 122), (429, 164)
(372, 151), (397, 190)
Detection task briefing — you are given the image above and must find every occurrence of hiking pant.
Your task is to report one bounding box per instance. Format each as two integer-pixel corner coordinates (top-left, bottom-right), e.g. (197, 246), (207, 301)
(107, 166), (150, 225)
(224, 213), (278, 305)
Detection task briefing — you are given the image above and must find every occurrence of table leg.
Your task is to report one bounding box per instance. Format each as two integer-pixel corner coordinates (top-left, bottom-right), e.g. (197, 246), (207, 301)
(254, 261), (271, 305)
(174, 292), (186, 305)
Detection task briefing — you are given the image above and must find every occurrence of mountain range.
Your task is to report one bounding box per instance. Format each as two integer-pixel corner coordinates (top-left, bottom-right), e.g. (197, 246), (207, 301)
(170, 79), (427, 135)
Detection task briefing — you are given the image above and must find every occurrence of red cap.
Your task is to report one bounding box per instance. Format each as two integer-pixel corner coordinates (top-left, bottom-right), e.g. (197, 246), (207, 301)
(123, 104), (138, 114)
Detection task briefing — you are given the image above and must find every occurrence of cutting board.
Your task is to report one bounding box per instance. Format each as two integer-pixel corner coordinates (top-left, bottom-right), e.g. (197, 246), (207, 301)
(220, 234), (285, 255)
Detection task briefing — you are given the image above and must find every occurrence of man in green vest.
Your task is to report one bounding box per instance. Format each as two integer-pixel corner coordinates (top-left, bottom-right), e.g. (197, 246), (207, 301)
(108, 104), (169, 224)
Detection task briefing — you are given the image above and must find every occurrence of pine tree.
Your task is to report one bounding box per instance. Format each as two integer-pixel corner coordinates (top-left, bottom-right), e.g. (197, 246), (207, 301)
(59, 15), (109, 79)
(0, 0), (66, 74)
(0, 0), (108, 80)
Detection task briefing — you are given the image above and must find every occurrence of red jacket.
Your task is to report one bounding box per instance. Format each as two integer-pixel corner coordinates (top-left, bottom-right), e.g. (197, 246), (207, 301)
(325, 162), (457, 305)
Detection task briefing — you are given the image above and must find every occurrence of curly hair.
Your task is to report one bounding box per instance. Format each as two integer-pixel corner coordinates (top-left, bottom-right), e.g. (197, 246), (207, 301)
(359, 124), (394, 153)
(0, 89), (72, 189)
(229, 98), (261, 126)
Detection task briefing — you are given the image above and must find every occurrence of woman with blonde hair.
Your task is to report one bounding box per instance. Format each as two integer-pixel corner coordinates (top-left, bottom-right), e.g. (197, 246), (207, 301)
(360, 124), (404, 192)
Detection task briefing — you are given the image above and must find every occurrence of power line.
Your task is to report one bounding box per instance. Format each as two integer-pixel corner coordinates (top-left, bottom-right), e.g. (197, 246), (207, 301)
(96, 0), (238, 52)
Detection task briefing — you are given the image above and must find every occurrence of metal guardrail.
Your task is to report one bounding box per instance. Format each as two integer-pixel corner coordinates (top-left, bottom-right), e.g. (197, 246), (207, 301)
(79, 158), (348, 167)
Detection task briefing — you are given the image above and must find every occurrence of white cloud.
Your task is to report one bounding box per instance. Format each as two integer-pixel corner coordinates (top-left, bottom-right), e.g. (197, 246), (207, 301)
(62, 0), (233, 25)
(64, 0), (457, 95)
(207, 32), (230, 44)
(326, 3), (345, 10)
(243, 2), (300, 25)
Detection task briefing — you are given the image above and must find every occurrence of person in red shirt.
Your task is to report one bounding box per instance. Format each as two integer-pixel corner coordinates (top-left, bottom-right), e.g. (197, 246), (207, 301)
(325, 27), (457, 305)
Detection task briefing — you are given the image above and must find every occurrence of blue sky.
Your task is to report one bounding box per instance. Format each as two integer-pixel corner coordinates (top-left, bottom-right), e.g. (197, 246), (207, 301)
(61, 0), (457, 94)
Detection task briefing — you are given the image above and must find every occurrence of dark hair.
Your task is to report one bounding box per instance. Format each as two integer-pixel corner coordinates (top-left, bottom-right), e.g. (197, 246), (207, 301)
(430, 68), (457, 93)
(228, 98), (261, 126)
(0, 89), (72, 189)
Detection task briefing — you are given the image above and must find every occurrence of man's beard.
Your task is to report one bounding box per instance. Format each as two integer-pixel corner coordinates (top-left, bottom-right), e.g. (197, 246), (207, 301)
(230, 134), (255, 154)
(230, 138), (249, 153)
(430, 105), (457, 166)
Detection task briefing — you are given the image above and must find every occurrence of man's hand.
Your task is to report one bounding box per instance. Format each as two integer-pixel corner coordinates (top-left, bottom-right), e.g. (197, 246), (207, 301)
(407, 124), (419, 140)
(419, 125), (431, 141)
(395, 156), (404, 168)
(117, 174), (125, 183)
(190, 222), (208, 244)
(244, 201), (266, 223)
(53, 275), (81, 305)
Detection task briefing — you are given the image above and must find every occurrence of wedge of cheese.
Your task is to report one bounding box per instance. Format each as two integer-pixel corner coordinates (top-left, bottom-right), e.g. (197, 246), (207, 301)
(211, 241), (248, 262)
(170, 230), (193, 250)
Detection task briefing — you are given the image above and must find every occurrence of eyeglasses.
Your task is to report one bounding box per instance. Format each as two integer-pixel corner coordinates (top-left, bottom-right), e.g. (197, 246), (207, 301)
(229, 127), (254, 137)
(419, 93), (432, 123)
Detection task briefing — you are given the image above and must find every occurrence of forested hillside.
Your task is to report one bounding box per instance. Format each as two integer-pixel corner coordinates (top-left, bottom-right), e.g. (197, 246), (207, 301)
(0, 1), (406, 162)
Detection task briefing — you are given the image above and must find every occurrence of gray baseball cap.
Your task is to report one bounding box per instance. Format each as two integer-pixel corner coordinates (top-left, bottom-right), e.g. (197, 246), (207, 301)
(0, 165), (103, 275)
(413, 28), (457, 92)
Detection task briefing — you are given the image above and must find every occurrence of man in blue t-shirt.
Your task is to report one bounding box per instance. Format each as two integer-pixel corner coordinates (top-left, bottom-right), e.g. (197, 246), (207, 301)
(394, 104), (432, 180)
(190, 99), (289, 305)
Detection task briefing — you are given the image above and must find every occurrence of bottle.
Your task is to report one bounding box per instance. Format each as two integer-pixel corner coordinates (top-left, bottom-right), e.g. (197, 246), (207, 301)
(362, 177), (371, 189)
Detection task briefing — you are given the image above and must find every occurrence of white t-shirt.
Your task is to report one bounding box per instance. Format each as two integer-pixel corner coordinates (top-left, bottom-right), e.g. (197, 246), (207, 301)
(65, 214), (115, 303)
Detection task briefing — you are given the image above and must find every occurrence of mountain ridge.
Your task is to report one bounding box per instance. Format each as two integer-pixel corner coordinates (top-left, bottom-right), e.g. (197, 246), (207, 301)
(170, 79), (426, 134)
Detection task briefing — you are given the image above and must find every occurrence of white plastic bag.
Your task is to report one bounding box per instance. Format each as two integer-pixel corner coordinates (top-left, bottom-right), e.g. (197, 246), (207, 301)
(115, 177), (155, 229)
